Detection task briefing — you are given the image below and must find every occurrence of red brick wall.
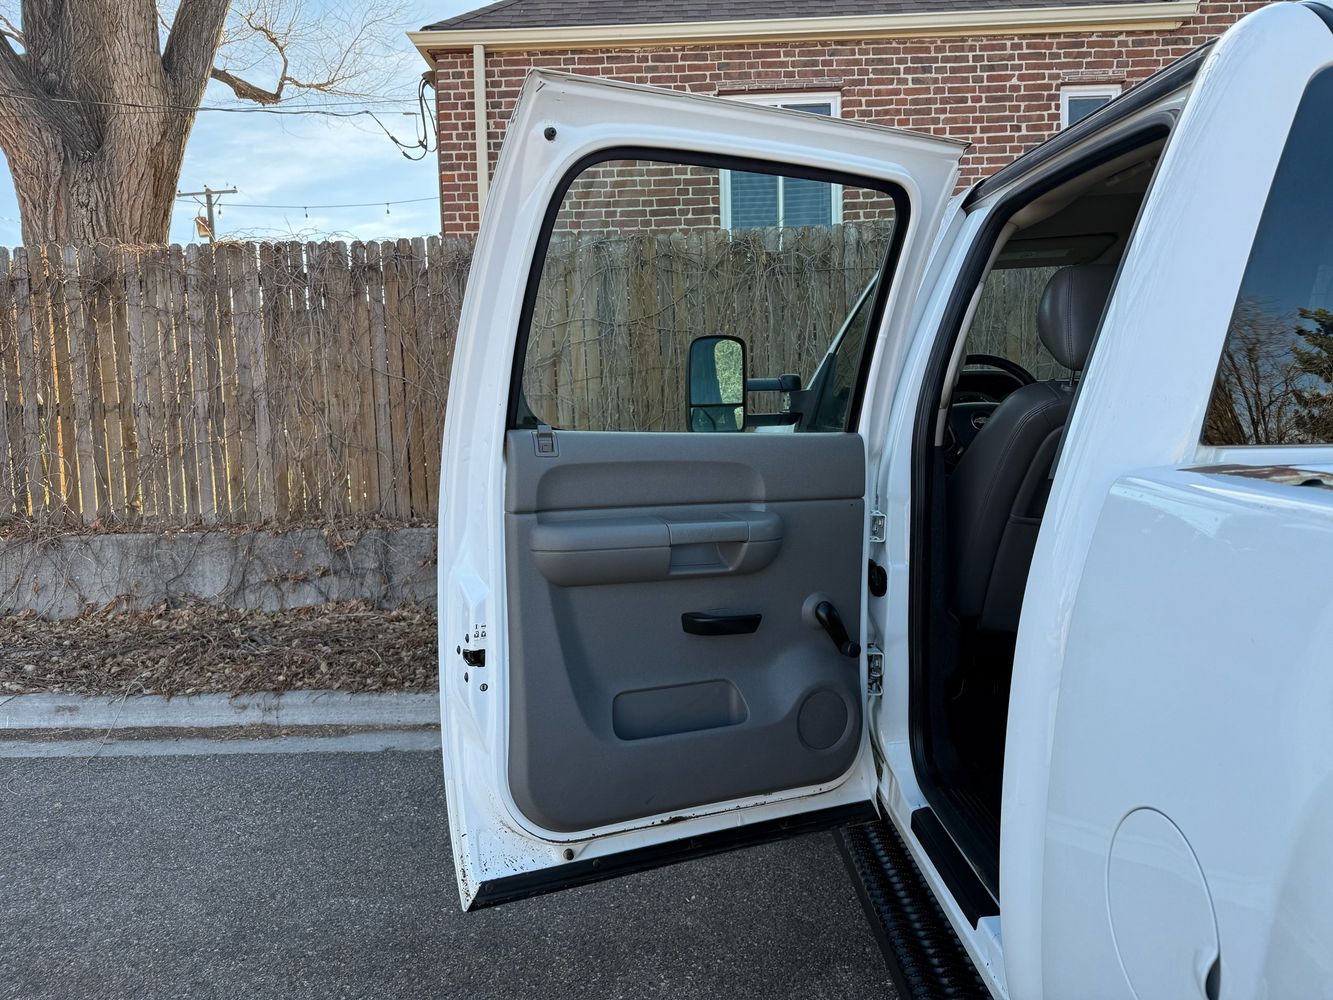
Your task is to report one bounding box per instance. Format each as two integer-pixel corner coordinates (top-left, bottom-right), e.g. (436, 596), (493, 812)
(430, 0), (1264, 234)
(555, 160), (720, 232)
(552, 158), (899, 233)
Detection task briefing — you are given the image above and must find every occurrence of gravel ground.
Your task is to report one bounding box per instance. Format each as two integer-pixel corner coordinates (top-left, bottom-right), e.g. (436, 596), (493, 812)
(0, 602), (436, 697)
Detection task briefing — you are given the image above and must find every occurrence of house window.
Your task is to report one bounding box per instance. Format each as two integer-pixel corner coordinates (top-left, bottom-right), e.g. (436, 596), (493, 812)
(1060, 85), (1121, 128)
(721, 94), (842, 229)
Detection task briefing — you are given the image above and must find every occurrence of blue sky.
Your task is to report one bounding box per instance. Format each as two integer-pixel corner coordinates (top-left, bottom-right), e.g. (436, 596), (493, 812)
(0, 0), (487, 246)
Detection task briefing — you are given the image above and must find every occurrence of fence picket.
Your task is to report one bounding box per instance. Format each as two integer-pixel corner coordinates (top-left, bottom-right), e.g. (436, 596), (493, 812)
(421, 235), (448, 514)
(203, 245), (233, 520)
(143, 249), (176, 516)
(62, 246), (98, 519)
(161, 245), (194, 518)
(222, 245), (256, 519)
(394, 240), (417, 513)
(0, 248), (15, 515)
(11, 250), (42, 516)
(42, 246), (73, 515)
(256, 242), (290, 518)
(349, 242), (380, 513)
(123, 249), (156, 519)
(282, 241), (313, 516)
(145, 248), (170, 516)
(323, 242), (354, 518)
(184, 245), (216, 521)
(365, 240), (395, 518)
(384, 240), (412, 517)
(39, 246), (76, 516)
(240, 246), (276, 521)
(405, 236), (431, 517)
(106, 245), (136, 519)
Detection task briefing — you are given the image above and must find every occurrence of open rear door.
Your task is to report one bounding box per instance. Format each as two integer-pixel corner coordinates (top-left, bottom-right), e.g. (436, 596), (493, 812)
(439, 70), (963, 910)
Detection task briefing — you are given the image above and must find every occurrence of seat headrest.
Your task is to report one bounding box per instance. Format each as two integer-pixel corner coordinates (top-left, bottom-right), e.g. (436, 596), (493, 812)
(1036, 264), (1116, 371)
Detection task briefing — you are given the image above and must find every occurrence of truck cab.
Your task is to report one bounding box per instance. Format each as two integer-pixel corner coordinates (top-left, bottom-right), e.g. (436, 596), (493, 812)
(437, 4), (1333, 996)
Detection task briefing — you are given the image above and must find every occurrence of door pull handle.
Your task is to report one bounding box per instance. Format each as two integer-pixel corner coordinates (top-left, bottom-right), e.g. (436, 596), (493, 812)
(681, 611), (762, 636)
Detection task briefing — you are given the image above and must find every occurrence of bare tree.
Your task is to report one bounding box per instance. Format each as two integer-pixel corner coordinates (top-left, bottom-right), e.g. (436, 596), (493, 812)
(1291, 306), (1333, 442)
(0, 0), (404, 245)
(1203, 298), (1309, 445)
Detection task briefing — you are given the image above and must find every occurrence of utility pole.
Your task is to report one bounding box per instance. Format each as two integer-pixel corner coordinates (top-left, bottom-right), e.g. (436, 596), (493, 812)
(177, 185), (237, 242)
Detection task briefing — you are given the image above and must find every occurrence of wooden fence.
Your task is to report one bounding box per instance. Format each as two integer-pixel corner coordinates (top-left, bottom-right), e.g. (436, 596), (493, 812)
(0, 227), (1052, 529)
(0, 239), (471, 526)
(525, 224), (895, 433)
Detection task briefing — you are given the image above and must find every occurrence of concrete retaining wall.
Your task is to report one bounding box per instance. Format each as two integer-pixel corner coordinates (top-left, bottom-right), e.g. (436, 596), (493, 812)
(0, 527), (436, 619)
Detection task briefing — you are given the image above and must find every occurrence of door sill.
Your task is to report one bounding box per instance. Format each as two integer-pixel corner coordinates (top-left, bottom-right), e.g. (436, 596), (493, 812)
(470, 801), (876, 909)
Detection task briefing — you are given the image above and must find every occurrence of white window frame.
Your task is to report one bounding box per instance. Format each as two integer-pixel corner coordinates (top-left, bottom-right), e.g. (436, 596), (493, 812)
(719, 92), (844, 229)
(1060, 84), (1122, 129)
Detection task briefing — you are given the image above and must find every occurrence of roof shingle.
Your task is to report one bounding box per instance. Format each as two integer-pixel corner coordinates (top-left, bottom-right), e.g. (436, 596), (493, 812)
(423, 0), (1149, 31)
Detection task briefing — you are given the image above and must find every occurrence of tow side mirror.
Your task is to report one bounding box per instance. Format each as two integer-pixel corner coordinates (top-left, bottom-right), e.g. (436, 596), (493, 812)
(687, 335), (747, 432)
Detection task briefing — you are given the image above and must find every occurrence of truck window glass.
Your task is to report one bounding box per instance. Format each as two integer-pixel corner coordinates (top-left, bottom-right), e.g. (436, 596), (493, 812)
(1203, 67), (1333, 446)
(965, 264), (1068, 380)
(803, 281), (879, 432)
(516, 156), (901, 432)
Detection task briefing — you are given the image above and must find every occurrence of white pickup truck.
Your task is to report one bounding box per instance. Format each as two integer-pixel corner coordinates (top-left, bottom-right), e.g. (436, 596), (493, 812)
(436, 3), (1333, 997)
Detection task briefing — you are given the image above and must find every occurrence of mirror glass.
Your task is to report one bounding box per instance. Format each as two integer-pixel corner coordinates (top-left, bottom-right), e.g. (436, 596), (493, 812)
(688, 336), (746, 432)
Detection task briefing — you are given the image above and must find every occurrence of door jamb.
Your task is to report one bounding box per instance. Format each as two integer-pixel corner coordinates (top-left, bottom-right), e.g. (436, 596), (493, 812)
(905, 115), (1179, 891)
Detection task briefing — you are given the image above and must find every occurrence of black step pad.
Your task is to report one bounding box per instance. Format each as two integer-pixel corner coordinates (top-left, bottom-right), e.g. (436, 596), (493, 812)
(838, 819), (993, 1000)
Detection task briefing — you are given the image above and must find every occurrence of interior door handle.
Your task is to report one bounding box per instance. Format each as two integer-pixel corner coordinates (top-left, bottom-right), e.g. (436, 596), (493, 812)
(681, 611), (763, 636)
(814, 601), (860, 658)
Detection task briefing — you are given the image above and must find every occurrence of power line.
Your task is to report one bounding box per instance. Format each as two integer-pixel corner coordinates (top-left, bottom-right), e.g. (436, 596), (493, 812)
(0, 90), (420, 115)
(0, 76), (438, 157)
(174, 196), (436, 211)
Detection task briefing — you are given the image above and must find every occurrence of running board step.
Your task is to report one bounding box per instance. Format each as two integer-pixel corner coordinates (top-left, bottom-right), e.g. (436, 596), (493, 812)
(838, 819), (992, 1000)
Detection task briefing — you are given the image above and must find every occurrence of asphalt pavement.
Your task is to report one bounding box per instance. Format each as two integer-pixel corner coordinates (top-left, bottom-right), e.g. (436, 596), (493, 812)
(0, 746), (896, 1000)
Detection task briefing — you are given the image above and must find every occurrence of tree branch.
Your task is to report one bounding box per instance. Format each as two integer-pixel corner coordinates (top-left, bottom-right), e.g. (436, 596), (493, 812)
(162, 0), (233, 105)
(0, 35), (71, 162)
(208, 65), (281, 104)
(0, 12), (23, 45)
(0, 33), (29, 94)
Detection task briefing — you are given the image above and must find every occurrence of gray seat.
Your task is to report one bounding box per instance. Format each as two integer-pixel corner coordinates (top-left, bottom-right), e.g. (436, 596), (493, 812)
(947, 263), (1115, 633)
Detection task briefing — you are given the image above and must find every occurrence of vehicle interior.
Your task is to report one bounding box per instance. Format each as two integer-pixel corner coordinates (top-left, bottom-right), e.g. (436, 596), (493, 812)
(913, 132), (1169, 898)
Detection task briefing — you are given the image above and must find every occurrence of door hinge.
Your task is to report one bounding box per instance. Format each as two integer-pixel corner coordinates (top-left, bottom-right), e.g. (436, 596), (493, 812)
(869, 509), (887, 544)
(866, 645), (883, 697)
(533, 424), (559, 457)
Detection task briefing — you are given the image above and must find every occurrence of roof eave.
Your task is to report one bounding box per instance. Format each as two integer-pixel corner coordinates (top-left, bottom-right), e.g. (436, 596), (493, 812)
(410, 1), (1200, 63)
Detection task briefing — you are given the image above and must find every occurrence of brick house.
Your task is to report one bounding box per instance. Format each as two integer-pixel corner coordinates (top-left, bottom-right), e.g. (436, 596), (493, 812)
(410, 0), (1263, 235)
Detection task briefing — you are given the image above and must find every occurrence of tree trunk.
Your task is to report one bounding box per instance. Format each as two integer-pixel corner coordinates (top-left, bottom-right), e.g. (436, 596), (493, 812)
(6, 112), (194, 245)
(0, 0), (229, 245)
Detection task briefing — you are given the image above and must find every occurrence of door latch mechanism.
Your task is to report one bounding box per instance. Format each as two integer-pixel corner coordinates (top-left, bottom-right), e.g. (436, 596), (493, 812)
(869, 509), (887, 544)
(866, 645), (883, 696)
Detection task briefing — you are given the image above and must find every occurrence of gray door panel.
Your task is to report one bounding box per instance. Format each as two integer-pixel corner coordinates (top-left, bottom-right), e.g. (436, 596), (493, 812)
(529, 510), (784, 586)
(506, 430), (865, 510)
(505, 430), (866, 834)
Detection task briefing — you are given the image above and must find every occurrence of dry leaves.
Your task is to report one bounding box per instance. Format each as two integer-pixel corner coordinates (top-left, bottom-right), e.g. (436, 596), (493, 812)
(0, 601), (437, 697)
